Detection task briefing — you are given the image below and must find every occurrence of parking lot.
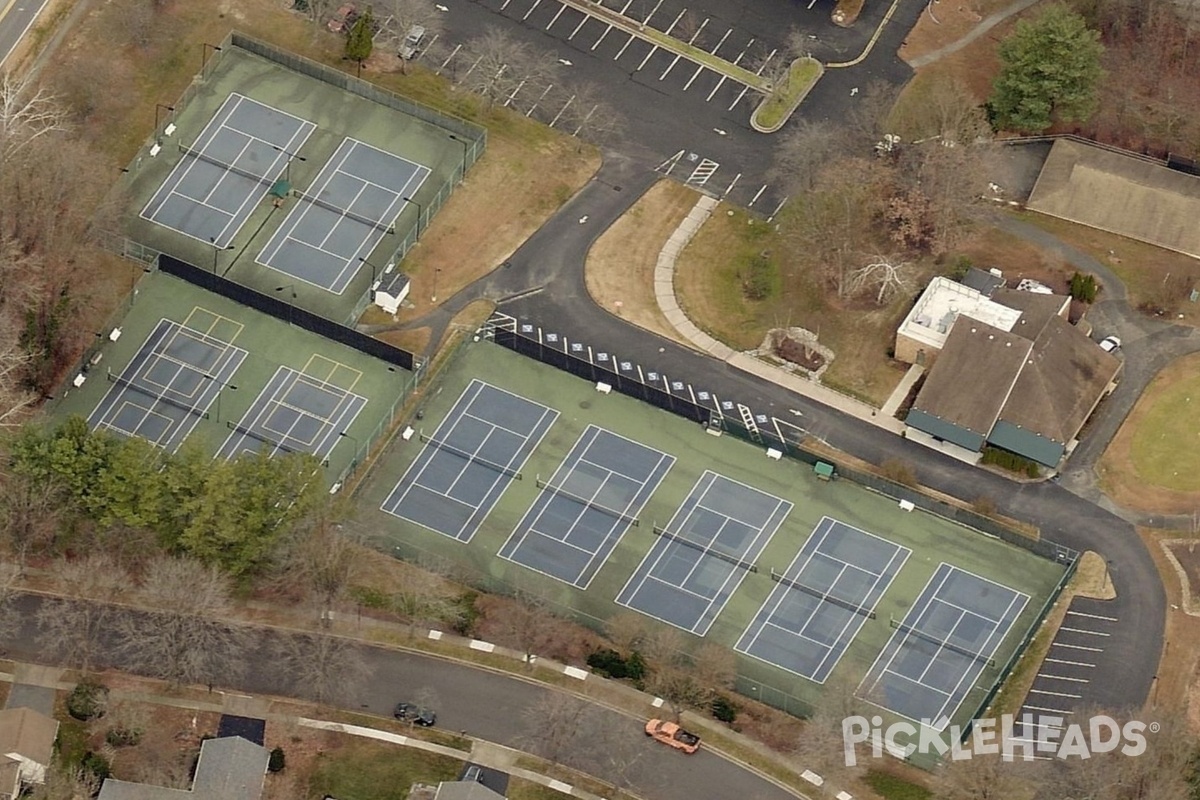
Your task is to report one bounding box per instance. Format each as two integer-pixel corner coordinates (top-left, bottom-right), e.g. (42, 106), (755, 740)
(434, 0), (872, 208)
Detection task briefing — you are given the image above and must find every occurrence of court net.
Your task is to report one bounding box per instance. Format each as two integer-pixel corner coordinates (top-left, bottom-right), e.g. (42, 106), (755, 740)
(179, 144), (277, 188)
(420, 434), (522, 480)
(770, 569), (875, 618)
(107, 370), (210, 420)
(294, 191), (396, 235)
(890, 618), (996, 666)
(536, 478), (639, 527)
(226, 420), (300, 455)
(653, 526), (757, 572)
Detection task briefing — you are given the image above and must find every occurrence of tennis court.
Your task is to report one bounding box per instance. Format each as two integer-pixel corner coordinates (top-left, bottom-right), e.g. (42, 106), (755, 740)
(217, 355), (367, 460)
(257, 138), (430, 294)
(616, 472), (792, 636)
(498, 426), (675, 589)
(88, 310), (248, 451)
(858, 563), (1029, 728)
(736, 518), (910, 683)
(141, 93), (316, 248)
(382, 380), (558, 542)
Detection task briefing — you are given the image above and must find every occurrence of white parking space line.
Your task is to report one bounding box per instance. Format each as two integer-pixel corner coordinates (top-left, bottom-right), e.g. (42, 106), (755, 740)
(682, 64), (705, 91)
(642, 0), (663, 28)
(591, 23), (613, 49)
(1038, 673), (1090, 684)
(546, 3), (567, 30)
(1030, 688), (1082, 699)
(1052, 641), (1103, 652)
(756, 48), (778, 75)
(664, 8), (686, 36)
(523, 0), (542, 21)
(705, 75), (727, 101)
(660, 54), (682, 80)
(569, 12), (591, 39)
(732, 37), (755, 64)
(636, 45), (658, 72)
(549, 94), (574, 127)
(1068, 610), (1118, 622)
(710, 27), (731, 55)
(436, 43), (461, 74)
(615, 33), (637, 60)
(688, 19), (708, 45)
(526, 84), (555, 116)
(619, 0), (632, 11)
(1044, 657), (1095, 668)
(504, 79), (527, 107)
(728, 85), (750, 111)
(1025, 705), (1073, 715)
(501, 0), (514, 8)
(1060, 626), (1110, 637)
(748, 185), (766, 206)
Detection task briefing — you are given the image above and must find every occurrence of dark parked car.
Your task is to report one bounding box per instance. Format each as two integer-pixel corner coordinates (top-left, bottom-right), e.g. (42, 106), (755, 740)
(394, 702), (436, 727)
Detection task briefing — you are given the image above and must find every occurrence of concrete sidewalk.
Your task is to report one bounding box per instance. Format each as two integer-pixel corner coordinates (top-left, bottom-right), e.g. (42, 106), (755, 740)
(654, 196), (905, 435)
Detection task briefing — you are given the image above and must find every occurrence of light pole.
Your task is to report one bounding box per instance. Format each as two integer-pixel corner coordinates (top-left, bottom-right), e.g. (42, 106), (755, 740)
(404, 196), (423, 237)
(447, 133), (469, 184)
(271, 145), (307, 184)
(205, 377), (237, 422)
(209, 237), (234, 274)
(431, 267), (441, 303)
(275, 285), (297, 326)
(358, 257), (382, 299)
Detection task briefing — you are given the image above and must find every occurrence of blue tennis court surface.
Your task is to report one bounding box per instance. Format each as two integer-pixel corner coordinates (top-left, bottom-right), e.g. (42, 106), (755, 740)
(382, 380), (557, 542)
(142, 94), (316, 247)
(498, 426), (674, 589)
(616, 471), (792, 636)
(218, 361), (367, 461)
(89, 315), (247, 451)
(257, 138), (430, 294)
(736, 517), (910, 683)
(858, 563), (1028, 728)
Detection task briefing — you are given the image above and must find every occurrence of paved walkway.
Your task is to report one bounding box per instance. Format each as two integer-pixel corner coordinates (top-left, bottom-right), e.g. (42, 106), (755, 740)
(653, 195), (906, 435)
(906, 0), (1044, 69)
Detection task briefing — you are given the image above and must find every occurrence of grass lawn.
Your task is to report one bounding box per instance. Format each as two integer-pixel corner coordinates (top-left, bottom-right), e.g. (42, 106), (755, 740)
(752, 58), (822, 131)
(1100, 351), (1200, 514)
(866, 769), (933, 800)
(507, 778), (573, 800)
(585, 178), (699, 347)
(307, 739), (463, 800)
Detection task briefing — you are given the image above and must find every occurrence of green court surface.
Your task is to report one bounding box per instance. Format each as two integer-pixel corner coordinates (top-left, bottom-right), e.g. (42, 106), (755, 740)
(120, 43), (466, 322)
(48, 271), (412, 484)
(357, 340), (1066, 735)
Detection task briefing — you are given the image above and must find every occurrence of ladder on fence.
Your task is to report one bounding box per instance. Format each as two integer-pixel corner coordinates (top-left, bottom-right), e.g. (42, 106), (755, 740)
(739, 403), (762, 443)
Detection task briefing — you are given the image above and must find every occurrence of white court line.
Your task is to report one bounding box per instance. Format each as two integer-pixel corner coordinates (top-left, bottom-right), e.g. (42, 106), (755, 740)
(1067, 610), (1118, 622)
(1037, 674), (1089, 684)
(1044, 657), (1094, 668)
(1052, 642), (1103, 652)
(1030, 689), (1082, 699)
(1060, 626), (1110, 637)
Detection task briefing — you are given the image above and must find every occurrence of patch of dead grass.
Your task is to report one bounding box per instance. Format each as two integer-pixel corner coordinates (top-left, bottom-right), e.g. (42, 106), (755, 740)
(898, 0), (1013, 65)
(377, 327), (433, 355)
(585, 179), (698, 347)
(1137, 527), (1200, 720)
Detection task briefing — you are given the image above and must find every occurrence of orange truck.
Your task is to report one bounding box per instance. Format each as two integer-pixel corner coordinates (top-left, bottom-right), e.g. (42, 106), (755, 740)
(645, 719), (701, 754)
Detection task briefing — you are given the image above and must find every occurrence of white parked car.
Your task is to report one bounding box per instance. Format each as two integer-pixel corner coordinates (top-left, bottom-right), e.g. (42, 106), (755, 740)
(1099, 335), (1121, 353)
(399, 25), (425, 59)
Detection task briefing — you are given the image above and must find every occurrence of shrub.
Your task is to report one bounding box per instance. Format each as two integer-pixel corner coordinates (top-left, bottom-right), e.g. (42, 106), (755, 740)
(880, 458), (917, 487)
(971, 496), (998, 517)
(67, 680), (109, 721)
(740, 253), (776, 301)
(349, 585), (391, 610)
(81, 751), (112, 782)
(268, 746), (286, 773)
(981, 446), (1041, 478)
(587, 648), (628, 678)
(625, 650), (647, 682)
(452, 591), (481, 636)
(712, 695), (738, 723)
(1069, 272), (1099, 303)
(949, 255), (973, 281)
(105, 726), (143, 747)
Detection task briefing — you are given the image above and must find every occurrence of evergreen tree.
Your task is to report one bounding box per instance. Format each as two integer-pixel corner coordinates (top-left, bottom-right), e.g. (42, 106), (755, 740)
(345, 8), (375, 76)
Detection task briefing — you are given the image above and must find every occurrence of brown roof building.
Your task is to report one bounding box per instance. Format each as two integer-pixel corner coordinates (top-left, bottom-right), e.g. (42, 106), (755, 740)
(0, 708), (59, 800)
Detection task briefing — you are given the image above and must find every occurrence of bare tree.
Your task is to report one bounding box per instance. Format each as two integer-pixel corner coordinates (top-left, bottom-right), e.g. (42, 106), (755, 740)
(0, 469), (63, 569)
(35, 554), (128, 673)
(391, 567), (458, 638)
(0, 561), (20, 650)
(846, 79), (899, 148)
(0, 72), (68, 164)
(845, 257), (914, 305)
(933, 750), (1033, 800)
(489, 588), (564, 668)
(557, 82), (626, 147)
(518, 691), (591, 764)
(115, 555), (250, 689)
(271, 631), (372, 705)
(25, 766), (100, 800)
(691, 641), (737, 695)
(793, 674), (866, 790)
(773, 119), (843, 193)
(272, 500), (363, 626)
(457, 30), (559, 110)
(605, 611), (651, 655)
(374, 0), (444, 72)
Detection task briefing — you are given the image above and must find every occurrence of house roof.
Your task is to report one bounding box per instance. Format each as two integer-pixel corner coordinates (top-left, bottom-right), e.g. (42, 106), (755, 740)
(434, 781), (506, 800)
(991, 289), (1069, 340)
(912, 322), (1032, 437)
(98, 737), (268, 800)
(1027, 138), (1200, 259)
(0, 708), (59, 768)
(996, 315), (1122, 446)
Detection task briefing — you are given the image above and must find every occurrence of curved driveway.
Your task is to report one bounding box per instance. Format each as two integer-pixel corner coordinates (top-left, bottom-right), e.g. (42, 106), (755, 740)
(404, 152), (1166, 715)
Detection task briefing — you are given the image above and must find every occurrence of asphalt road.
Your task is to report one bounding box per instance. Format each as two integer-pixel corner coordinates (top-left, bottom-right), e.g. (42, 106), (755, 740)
(425, 153), (1166, 718)
(0, 0), (48, 66)
(2, 592), (795, 800)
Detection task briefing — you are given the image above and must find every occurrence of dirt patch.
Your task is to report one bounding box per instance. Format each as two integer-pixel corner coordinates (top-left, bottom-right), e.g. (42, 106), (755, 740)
(377, 327), (433, 355)
(1137, 527), (1200, 722)
(1099, 351), (1200, 515)
(898, 0), (1013, 65)
(263, 718), (338, 800)
(584, 179), (698, 348)
(774, 335), (827, 372)
(1165, 541), (1200, 609)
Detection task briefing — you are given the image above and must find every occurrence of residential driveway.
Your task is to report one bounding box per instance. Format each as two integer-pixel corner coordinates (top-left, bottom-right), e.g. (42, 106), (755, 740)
(4, 664), (58, 715)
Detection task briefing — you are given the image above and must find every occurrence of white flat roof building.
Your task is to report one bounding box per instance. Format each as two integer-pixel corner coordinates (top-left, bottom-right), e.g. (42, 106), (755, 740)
(897, 276), (1023, 352)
